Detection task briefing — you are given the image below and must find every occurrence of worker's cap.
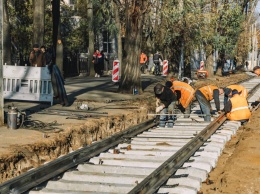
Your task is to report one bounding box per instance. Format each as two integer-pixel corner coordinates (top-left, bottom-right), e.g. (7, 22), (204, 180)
(224, 88), (232, 96)
(165, 81), (173, 88)
(154, 83), (164, 95)
(232, 89), (239, 96)
(33, 43), (39, 48)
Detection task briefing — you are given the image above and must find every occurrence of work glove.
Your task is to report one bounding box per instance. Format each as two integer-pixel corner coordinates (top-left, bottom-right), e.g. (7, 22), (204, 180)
(156, 105), (164, 113)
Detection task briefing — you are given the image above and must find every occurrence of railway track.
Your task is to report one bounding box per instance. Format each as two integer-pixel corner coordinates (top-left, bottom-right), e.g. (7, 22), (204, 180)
(1, 77), (260, 194)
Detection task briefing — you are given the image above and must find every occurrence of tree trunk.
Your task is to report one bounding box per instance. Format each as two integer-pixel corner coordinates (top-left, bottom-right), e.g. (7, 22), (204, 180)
(113, 1), (122, 77)
(3, 0), (11, 64)
(52, 0), (60, 64)
(118, 1), (147, 94)
(0, 0), (4, 125)
(87, 0), (95, 77)
(33, 0), (45, 46)
(205, 48), (214, 76)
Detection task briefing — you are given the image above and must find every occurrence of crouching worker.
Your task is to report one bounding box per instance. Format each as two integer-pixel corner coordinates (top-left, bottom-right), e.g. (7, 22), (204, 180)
(223, 84), (248, 105)
(253, 66), (260, 76)
(154, 83), (177, 127)
(195, 85), (224, 122)
(166, 80), (195, 118)
(224, 89), (251, 124)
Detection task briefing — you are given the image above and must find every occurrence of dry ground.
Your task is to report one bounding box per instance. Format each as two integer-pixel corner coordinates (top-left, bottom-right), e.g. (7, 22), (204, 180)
(0, 70), (260, 194)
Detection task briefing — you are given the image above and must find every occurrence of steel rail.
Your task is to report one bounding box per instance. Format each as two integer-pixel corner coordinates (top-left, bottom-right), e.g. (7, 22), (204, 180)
(1, 77), (259, 194)
(0, 119), (157, 194)
(247, 82), (260, 98)
(128, 77), (260, 194)
(128, 114), (226, 194)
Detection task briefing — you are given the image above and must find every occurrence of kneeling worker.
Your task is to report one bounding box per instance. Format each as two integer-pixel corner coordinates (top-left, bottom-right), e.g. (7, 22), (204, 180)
(154, 83), (176, 127)
(166, 80), (195, 117)
(223, 84), (248, 105)
(224, 89), (251, 123)
(195, 85), (224, 121)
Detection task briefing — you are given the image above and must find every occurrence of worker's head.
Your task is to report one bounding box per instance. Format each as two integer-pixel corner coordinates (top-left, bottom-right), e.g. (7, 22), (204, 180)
(218, 87), (224, 95)
(232, 89), (239, 96)
(154, 83), (164, 95)
(33, 43), (39, 51)
(165, 81), (173, 88)
(224, 88), (232, 96)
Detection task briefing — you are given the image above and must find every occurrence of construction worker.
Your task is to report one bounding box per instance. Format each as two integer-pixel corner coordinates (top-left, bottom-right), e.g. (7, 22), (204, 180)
(154, 83), (176, 127)
(253, 66), (260, 76)
(224, 89), (251, 123)
(195, 85), (224, 121)
(140, 51), (148, 74)
(166, 80), (195, 117)
(223, 85), (248, 105)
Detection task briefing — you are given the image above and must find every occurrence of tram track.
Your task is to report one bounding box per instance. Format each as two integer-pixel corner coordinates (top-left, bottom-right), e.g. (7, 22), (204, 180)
(0, 77), (260, 194)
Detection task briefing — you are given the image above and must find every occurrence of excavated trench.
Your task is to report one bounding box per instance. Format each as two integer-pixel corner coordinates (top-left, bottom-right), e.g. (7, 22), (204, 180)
(0, 72), (252, 184)
(0, 100), (153, 184)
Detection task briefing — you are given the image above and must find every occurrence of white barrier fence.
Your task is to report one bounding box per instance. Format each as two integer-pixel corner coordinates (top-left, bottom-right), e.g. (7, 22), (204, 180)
(3, 64), (53, 105)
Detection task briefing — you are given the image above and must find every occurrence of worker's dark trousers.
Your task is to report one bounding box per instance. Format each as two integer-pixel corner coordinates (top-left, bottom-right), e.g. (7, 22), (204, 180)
(195, 90), (211, 122)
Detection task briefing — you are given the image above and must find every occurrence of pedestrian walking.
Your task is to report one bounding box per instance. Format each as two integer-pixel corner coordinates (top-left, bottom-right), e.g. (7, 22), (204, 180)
(233, 56), (237, 70)
(245, 61), (249, 71)
(147, 54), (154, 73)
(140, 51), (148, 74)
(29, 43), (46, 67)
(92, 49), (102, 77)
(195, 85), (224, 121)
(100, 50), (109, 76)
(153, 51), (163, 75)
(222, 59), (230, 76)
(40, 45), (52, 65)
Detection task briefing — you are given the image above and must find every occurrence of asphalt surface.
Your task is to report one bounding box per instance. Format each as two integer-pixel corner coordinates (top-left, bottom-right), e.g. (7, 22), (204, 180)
(3, 74), (164, 128)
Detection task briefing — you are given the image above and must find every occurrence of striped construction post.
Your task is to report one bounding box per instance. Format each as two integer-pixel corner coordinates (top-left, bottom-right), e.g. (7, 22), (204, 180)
(162, 60), (168, 76)
(112, 59), (120, 82)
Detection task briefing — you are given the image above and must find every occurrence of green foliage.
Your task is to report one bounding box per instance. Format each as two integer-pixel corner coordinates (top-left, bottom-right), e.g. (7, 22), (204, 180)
(214, 4), (244, 54)
(150, 0), (247, 67)
(8, 0), (34, 56)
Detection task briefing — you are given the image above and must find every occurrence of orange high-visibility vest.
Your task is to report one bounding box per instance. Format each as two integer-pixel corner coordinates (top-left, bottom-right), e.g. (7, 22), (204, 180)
(198, 85), (218, 101)
(171, 81), (195, 108)
(226, 85), (248, 98)
(254, 68), (260, 76)
(226, 94), (251, 121)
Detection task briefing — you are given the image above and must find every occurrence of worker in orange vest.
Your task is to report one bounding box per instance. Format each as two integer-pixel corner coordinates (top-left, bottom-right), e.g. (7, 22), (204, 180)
(195, 85), (224, 121)
(223, 85), (248, 105)
(254, 68), (260, 76)
(166, 80), (195, 118)
(140, 52), (148, 74)
(224, 89), (251, 124)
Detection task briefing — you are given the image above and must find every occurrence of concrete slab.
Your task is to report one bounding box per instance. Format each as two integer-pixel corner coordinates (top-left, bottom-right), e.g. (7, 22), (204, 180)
(175, 167), (208, 181)
(157, 185), (197, 194)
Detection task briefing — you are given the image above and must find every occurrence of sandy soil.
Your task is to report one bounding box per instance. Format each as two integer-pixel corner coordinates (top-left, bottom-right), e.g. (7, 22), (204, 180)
(1, 70), (260, 194)
(200, 107), (260, 194)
